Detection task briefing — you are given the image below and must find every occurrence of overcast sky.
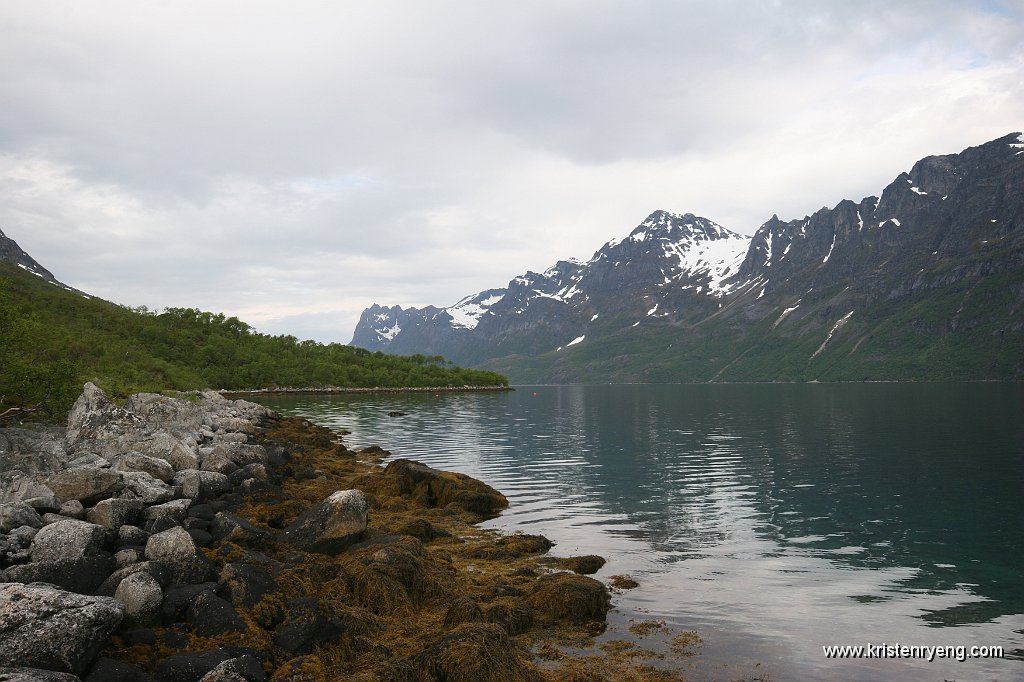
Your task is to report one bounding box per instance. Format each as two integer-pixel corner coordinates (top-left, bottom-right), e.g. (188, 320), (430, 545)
(2, 1), (1022, 342)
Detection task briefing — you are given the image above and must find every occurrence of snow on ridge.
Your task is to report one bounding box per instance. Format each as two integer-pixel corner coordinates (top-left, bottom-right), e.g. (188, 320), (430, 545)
(378, 323), (401, 341)
(910, 186), (927, 195)
(446, 291), (506, 330)
(822, 233), (836, 264)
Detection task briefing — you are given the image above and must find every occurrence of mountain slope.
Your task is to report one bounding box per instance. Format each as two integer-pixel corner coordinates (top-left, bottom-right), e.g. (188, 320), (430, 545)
(0, 238), (507, 420)
(352, 133), (1024, 381)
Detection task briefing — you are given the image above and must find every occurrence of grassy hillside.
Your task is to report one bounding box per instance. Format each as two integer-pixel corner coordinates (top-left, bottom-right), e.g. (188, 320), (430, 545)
(0, 262), (507, 421)
(479, 272), (1024, 383)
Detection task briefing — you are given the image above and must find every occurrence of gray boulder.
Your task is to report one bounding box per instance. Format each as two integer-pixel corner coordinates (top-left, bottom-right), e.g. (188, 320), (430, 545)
(121, 471), (175, 505)
(176, 471), (230, 502)
(114, 452), (175, 483)
(0, 582), (124, 675)
(86, 499), (144, 529)
(145, 527), (214, 585)
(135, 433), (198, 473)
(197, 655), (264, 682)
(209, 513), (270, 546)
(280, 489), (369, 555)
(46, 469), (123, 506)
(2, 555), (116, 595)
(58, 500), (85, 519)
(114, 571), (163, 628)
(0, 502), (43, 532)
(31, 519), (107, 562)
(65, 382), (119, 448)
(23, 496), (62, 513)
(140, 499), (191, 524)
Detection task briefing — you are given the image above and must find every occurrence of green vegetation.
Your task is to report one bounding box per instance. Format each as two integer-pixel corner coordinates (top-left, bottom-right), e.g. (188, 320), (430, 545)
(480, 273), (1024, 383)
(0, 263), (507, 421)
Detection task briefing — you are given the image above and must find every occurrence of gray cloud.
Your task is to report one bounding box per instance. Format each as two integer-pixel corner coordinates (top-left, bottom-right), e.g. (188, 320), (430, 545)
(1, 0), (1022, 343)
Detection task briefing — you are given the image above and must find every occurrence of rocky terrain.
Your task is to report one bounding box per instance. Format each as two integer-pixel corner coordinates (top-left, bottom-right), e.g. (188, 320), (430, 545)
(352, 133), (1024, 382)
(0, 385), (698, 681)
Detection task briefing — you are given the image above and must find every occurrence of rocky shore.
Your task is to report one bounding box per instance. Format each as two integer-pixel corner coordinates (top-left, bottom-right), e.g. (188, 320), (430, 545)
(0, 384), (670, 682)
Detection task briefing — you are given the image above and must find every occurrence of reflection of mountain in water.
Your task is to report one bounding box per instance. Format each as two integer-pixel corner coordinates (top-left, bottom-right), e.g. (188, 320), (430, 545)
(256, 384), (1024, 674)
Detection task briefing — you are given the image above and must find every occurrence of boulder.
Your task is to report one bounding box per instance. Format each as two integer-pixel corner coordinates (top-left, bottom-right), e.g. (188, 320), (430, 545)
(64, 382), (118, 448)
(160, 584), (217, 625)
(46, 469), (123, 507)
(121, 472), (175, 505)
(85, 499), (144, 529)
(59, 500), (85, 519)
(135, 433), (198, 473)
(209, 513), (270, 546)
(0, 583), (124, 675)
(140, 500), (191, 524)
(176, 471), (230, 502)
(0, 502), (43, 532)
(96, 561), (172, 597)
(185, 591), (247, 637)
(115, 452), (175, 483)
(23, 496), (63, 514)
(145, 527), (214, 585)
(2, 555), (116, 595)
(217, 563), (279, 609)
(117, 525), (150, 547)
(153, 649), (254, 682)
(272, 599), (345, 655)
(280, 490), (368, 555)
(82, 658), (153, 682)
(197, 655), (264, 682)
(31, 519), (107, 562)
(526, 573), (610, 624)
(382, 459), (508, 517)
(114, 571), (164, 628)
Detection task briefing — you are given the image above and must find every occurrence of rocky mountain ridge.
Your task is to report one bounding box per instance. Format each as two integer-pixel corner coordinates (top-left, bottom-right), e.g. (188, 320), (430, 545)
(352, 133), (1024, 381)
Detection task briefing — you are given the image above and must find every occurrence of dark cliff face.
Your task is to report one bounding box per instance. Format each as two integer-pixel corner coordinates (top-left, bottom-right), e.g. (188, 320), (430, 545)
(351, 210), (751, 363)
(351, 133), (1024, 379)
(0, 228), (58, 283)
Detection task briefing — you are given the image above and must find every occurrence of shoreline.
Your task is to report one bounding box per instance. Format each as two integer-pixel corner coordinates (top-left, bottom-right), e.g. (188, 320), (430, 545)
(1, 384), (706, 681)
(219, 385), (514, 398)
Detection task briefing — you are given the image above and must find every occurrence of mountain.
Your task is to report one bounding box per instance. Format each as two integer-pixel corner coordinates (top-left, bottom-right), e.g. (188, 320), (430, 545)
(352, 133), (1024, 381)
(0, 228), (59, 283)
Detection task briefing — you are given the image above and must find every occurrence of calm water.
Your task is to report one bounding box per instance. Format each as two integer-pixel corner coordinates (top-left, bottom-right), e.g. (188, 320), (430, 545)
(257, 384), (1024, 681)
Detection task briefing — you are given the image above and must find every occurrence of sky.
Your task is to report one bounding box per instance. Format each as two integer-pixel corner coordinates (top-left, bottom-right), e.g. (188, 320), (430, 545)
(2, 1), (1022, 343)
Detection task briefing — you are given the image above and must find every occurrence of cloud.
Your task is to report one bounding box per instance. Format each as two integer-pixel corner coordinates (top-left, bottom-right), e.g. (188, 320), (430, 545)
(1, 0), (1022, 343)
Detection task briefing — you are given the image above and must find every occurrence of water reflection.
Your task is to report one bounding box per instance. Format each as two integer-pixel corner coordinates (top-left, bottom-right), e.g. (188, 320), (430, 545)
(258, 383), (1024, 680)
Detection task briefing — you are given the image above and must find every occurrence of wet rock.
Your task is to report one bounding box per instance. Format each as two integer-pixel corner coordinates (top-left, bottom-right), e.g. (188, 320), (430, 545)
(115, 571), (164, 628)
(397, 518), (450, 543)
(383, 459), (508, 517)
(85, 499), (144, 529)
(209, 513), (270, 546)
(160, 583), (217, 625)
(270, 599), (375, 657)
(0, 583), (124, 675)
(227, 464), (268, 487)
(413, 623), (542, 682)
(153, 649), (242, 682)
(280, 490), (368, 555)
(187, 529), (212, 547)
(186, 591), (247, 637)
(2, 555), (116, 595)
(217, 563), (279, 608)
(557, 554), (607, 575)
(115, 452), (175, 483)
(96, 561), (172, 597)
(31, 519), (106, 562)
(83, 658), (153, 682)
(526, 573), (610, 624)
(46, 469), (123, 506)
(0, 502), (43, 532)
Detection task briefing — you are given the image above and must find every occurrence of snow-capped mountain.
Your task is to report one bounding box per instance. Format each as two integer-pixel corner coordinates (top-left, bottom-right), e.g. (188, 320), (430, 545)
(351, 211), (752, 364)
(352, 133), (1024, 381)
(0, 227), (58, 283)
